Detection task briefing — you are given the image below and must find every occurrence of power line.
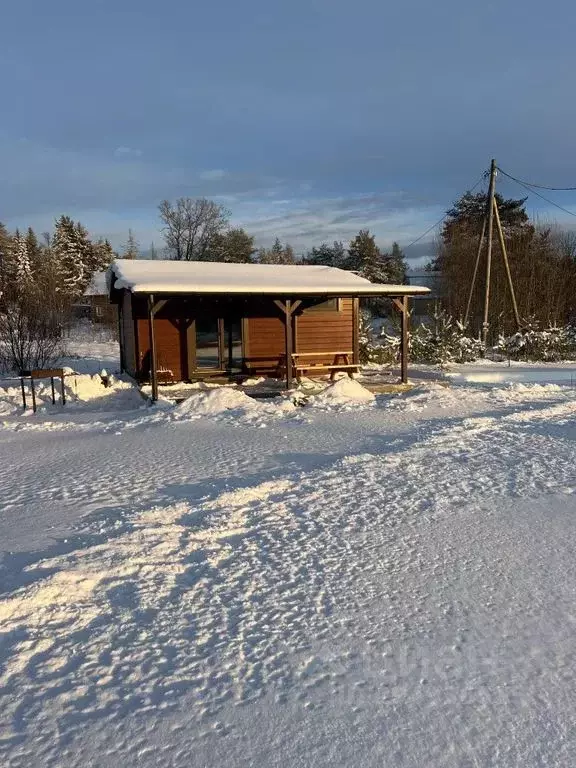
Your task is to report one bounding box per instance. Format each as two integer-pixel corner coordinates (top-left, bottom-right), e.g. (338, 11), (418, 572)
(497, 167), (576, 192)
(499, 173), (576, 219)
(402, 170), (487, 251)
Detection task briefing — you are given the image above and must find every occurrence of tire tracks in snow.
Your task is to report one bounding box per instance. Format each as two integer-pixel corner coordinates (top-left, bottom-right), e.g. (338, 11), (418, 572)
(1, 394), (576, 765)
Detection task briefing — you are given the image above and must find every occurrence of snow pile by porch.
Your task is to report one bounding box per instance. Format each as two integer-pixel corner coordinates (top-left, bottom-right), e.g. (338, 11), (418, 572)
(308, 377), (376, 408)
(170, 386), (296, 424)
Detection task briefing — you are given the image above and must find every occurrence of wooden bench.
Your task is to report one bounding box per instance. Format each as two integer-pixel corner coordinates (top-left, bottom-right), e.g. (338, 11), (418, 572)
(279, 351), (359, 382)
(157, 369), (175, 385)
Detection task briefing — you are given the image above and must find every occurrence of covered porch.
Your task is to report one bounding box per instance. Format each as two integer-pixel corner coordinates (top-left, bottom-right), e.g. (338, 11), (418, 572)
(143, 291), (420, 401)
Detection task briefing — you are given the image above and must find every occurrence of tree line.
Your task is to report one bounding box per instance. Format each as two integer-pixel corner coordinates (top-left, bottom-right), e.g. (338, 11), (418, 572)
(431, 191), (576, 339)
(0, 199), (407, 371)
(0, 217), (115, 371)
(155, 196), (408, 283)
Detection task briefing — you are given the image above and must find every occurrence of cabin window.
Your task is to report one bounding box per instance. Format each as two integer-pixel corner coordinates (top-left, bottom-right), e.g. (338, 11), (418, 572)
(304, 298), (342, 312)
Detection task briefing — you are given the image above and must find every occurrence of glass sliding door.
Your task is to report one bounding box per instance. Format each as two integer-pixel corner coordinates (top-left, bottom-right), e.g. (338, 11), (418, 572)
(195, 316), (220, 368)
(192, 314), (243, 372)
(224, 317), (242, 370)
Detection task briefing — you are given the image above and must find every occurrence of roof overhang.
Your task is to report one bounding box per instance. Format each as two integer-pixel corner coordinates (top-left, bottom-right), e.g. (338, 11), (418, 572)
(112, 285), (431, 300)
(107, 261), (430, 300)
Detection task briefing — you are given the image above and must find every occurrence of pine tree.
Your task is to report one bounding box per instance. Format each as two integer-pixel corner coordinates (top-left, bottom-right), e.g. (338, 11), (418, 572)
(25, 227), (42, 274)
(442, 191), (529, 240)
(11, 230), (32, 288)
(305, 241), (346, 267)
(270, 238), (284, 263)
(149, 241), (158, 260)
(0, 222), (12, 295)
(90, 239), (116, 272)
(52, 215), (87, 298)
(121, 229), (139, 259)
(257, 237), (296, 264)
(210, 228), (256, 263)
(381, 241), (407, 284)
(345, 230), (391, 282)
(283, 243), (295, 264)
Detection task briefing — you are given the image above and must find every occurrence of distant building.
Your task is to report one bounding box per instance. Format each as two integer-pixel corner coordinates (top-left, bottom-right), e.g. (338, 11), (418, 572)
(406, 269), (442, 318)
(73, 271), (118, 325)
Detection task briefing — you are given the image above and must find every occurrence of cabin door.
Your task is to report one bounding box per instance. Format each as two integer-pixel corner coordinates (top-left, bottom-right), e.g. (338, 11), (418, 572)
(195, 315), (220, 369)
(190, 313), (243, 373)
(224, 317), (242, 370)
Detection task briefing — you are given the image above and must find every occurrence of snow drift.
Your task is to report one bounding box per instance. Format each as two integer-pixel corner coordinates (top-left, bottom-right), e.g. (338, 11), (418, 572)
(0, 372), (144, 417)
(308, 377), (376, 408)
(170, 387), (296, 425)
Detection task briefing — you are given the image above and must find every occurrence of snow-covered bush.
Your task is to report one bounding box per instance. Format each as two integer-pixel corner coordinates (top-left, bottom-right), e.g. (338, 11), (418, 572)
(0, 297), (64, 373)
(361, 308), (482, 368)
(410, 310), (482, 366)
(495, 325), (576, 362)
(359, 311), (398, 365)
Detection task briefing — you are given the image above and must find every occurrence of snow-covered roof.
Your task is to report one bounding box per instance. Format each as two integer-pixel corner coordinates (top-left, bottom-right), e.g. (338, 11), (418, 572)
(108, 259), (430, 297)
(84, 271), (108, 296)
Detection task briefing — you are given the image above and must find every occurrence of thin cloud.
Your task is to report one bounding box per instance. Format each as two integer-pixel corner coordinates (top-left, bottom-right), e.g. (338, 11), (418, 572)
(199, 169), (228, 181)
(114, 146), (143, 158)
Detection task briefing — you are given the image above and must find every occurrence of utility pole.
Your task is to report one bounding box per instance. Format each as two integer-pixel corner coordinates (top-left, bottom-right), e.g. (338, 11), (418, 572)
(493, 197), (521, 330)
(464, 158), (521, 343)
(482, 158), (497, 347)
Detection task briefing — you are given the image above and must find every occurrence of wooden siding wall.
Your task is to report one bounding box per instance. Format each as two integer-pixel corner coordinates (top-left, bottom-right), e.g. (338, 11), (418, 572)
(121, 291), (137, 376)
(244, 315), (286, 372)
(136, 317), (184, 380)
(132, 296), (189, 381)
(245, 298), (355, 374)
(296, 298), (354, 359)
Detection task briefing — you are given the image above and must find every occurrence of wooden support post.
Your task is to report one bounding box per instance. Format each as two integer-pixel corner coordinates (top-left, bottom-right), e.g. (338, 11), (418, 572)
(274, 299), (301, 389)
(392, 297), (410, 384)
(285, 299), (294, 389)
(352, 297), (360, 364)
(50, 377), (56, 405)
(482, 159), (497, 346)
(31, 377), (37, 413)
(400, 295), (409, 384)
(148, 293), (158, 402)
(464, 216), (486, 328)
(227, 318), (234, 372)
(20, 377), (27, 410)
(186, 319), (195, 379)
(117, 307), (125, 373)
(61, 374), (66, 405)
(493, 196), (521, 331)
(218, 317), (226, 369)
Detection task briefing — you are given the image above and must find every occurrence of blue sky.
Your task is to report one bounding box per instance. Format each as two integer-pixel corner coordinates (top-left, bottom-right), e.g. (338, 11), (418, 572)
(2, 0), (576, 260)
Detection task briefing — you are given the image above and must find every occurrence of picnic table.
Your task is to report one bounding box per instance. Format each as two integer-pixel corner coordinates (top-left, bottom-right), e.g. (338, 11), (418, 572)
(278, 351), (359, 382)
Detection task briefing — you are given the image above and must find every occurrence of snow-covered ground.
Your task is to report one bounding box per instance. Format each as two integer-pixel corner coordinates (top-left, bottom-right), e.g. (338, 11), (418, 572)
(2, 342), (576, 767)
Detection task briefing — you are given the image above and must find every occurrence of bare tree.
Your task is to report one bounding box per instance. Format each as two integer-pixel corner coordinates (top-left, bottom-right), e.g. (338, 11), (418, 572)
(0, 291), (64, 372)
(158, 198), (230, 260)
(0, 231), (65, 372)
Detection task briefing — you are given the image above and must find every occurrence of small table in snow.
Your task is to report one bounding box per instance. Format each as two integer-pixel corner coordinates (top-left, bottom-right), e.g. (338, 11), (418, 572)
(20, 368), (66, 413)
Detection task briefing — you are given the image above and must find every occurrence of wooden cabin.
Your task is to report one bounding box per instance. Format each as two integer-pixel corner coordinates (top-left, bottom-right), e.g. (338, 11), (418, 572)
(107, 260), (429, 399)
(74, 271), (118, 326)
